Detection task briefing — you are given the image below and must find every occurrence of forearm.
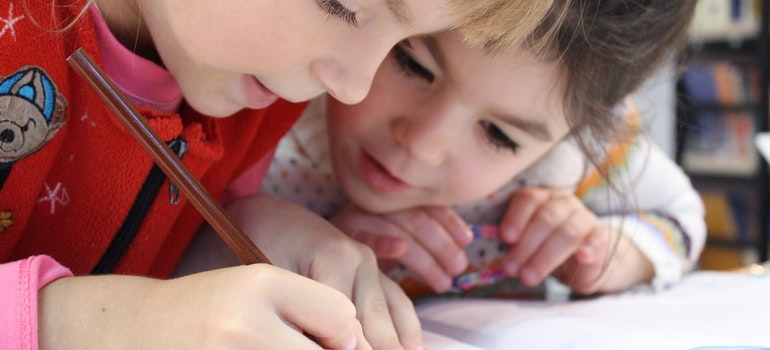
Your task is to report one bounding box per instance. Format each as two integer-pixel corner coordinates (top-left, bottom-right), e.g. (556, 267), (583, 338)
(582, 136), (705, 289)
(39, 274), (161, 350)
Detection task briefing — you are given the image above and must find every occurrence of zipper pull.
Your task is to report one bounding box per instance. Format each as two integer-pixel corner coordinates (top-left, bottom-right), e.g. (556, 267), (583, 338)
(167, 137), (189, 205)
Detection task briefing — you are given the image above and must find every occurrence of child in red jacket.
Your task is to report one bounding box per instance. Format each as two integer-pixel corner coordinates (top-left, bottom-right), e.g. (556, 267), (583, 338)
(0, 0), (561, 348)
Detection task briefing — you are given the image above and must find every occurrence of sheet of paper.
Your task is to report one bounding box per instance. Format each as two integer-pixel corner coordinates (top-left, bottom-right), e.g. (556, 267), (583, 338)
(418, 269), (770, 349)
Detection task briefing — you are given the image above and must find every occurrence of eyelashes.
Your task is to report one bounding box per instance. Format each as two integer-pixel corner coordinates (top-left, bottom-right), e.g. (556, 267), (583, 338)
(481, 121), (519, 153)
(391, 42), (519, 154)
(392, 43), (435, 83)
(317, 0), (358, 26)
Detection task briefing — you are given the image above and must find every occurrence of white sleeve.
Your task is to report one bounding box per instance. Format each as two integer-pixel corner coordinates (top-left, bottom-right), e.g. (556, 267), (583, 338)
(580, 135), (706, 290)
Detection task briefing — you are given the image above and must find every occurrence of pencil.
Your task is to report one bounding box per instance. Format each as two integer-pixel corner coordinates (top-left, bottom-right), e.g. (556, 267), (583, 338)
(67, 47), (271, 266)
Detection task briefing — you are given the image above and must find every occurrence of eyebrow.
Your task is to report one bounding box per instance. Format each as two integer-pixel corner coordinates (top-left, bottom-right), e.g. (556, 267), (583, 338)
(422, 36), (446, 71)
(496, 113), (554, 142)
(386, 0), (411, 26)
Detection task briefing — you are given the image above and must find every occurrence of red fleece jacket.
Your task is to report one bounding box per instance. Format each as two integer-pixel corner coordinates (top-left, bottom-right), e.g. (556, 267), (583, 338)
(0, 0), (304, 277)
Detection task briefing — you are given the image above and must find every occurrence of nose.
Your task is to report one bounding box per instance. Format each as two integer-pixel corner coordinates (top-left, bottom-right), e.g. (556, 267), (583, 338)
(0, 129), (14, 143)
(391, 100), (462, 166)
(312, 40), (392, 105)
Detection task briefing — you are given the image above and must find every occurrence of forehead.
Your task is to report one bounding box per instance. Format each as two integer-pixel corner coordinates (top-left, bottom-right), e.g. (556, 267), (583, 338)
(438, 32), (568, 128)
(384, 0), (459, 32)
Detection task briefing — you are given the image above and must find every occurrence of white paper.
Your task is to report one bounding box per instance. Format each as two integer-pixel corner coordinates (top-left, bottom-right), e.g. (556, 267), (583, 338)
(418, 269), (770, 350)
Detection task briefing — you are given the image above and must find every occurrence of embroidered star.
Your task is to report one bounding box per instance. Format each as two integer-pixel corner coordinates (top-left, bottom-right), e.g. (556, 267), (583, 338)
(80, 112), (96, 127)
(38, 182), (70, 214)
(0, 3), (25, 42)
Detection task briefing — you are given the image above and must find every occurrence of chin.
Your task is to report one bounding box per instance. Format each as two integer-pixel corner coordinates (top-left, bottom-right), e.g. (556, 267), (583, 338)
(187, 98), (241, 118)
(341, 182), (409, 214)
(354, 196), (411, 215)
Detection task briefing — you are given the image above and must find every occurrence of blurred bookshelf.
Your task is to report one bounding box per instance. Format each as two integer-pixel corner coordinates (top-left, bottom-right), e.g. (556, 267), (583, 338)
(676, 0), (769, 269)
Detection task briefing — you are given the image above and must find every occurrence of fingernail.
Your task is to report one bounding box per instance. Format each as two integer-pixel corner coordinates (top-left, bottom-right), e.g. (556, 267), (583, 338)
(436, 275), (453, 292)
(505, 260), (519, 276)
(502, 227), (518, 242)
(463, 227), (474, 244)
(449, 253), (468, 275)
(579, 245), (595, 261)
(520, 267), (538, 286)
(342, 333), (356, 350)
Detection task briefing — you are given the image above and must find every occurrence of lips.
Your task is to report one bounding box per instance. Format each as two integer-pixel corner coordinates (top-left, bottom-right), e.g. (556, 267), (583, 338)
(360, 151), (410, 192)
(242, 75), (279, 109)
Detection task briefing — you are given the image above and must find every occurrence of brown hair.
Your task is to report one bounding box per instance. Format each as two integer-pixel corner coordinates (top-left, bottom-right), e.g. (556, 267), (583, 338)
(534, 0), (696, 163)
(531, 0), (696, 286)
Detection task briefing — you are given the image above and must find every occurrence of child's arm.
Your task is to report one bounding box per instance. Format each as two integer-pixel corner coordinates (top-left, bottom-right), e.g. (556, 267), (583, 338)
(37, 264), (368, 350)
(575, 135), (706, 291)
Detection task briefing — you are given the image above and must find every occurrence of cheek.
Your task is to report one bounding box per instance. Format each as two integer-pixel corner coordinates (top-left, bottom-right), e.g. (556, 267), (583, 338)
(442, 158), (524, 204)
(327, 101), (362, 141)
(328, 90), (396, 138)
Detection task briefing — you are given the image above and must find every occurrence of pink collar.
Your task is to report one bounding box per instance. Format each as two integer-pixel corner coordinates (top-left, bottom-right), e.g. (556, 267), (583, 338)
(89, 5), (182, 113)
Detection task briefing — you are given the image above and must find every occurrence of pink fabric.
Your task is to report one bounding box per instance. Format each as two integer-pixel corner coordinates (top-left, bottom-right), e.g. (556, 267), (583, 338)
(0, 256), (73, 350)
(219, 147), (277, 205)
(90, 5), (182, 113)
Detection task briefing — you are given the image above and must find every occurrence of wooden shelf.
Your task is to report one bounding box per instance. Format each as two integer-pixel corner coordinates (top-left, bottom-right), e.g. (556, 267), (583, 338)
(676, 0), (769, 262)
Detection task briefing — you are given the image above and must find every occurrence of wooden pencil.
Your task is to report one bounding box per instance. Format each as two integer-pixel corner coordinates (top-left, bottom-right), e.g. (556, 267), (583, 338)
(67, 47), (271, 266)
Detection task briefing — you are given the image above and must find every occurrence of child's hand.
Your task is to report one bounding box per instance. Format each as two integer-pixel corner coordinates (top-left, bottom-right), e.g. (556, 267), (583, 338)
(225, 195), (427, 350)
(499, 187), (614, 293)
(331, 204), (474, 293)
(39, 265), (369, 350)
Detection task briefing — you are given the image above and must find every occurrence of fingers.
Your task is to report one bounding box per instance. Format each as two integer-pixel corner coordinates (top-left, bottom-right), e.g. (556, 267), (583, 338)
(350, 251), (403, 350)
(501, 188), (612, 287)
(517, 219), (601, 286)
(257, 265), (367, 350)
(500, 188), (551, 242)
(388, 208), (469, 277)
(348, 230), (408, 259)
(423, 206), (474, 246)
(301, 240), (414, 349)
(502, 191), (576, 279)
(395, 238), (455, 292)
(379, 274), (425, 350)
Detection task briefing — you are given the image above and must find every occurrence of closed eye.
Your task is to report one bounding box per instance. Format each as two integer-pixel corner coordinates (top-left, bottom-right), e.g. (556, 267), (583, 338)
(480, 120), (518, 153)
(317, 0), (358, 26)
(392, 42), (435, 83)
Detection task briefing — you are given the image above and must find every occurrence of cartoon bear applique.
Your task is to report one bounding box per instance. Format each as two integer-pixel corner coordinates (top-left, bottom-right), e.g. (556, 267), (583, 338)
(0, 66), (67, 189)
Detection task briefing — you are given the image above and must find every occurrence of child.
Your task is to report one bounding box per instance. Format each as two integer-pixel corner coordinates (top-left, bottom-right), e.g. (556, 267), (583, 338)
(249, 0), (704, 297)
(0, 0), (563, 348)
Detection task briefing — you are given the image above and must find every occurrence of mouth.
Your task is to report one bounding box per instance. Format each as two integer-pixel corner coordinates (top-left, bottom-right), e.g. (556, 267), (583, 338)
(242, 75), (279, 109)
(360, 151), (410, 192)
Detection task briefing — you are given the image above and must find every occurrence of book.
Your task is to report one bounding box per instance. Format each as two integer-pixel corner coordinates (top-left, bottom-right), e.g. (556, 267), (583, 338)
(680, 61), (759, 107)
(682, 111), (757, 175)
(688, 0), (759, 43)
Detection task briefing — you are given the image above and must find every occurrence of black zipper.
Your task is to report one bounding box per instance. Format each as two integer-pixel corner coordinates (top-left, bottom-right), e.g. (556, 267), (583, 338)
(91, 137), (188, 274)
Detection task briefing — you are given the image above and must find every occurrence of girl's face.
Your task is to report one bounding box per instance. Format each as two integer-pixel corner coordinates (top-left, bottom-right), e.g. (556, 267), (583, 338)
(123, 0), (458, 117)
(328, 31), (570, 213)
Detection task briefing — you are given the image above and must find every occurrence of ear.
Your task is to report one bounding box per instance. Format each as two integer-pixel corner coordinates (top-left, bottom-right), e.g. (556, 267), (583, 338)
(42, 90), (67, 143)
